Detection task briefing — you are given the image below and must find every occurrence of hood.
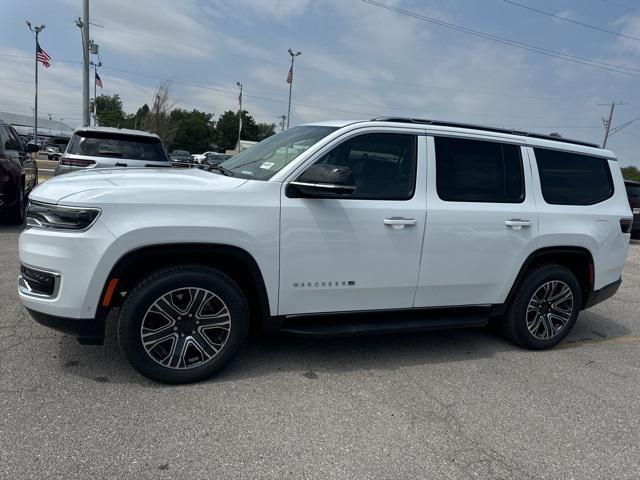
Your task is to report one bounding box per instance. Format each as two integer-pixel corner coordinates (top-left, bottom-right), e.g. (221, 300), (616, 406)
(30, 167), (248, 205)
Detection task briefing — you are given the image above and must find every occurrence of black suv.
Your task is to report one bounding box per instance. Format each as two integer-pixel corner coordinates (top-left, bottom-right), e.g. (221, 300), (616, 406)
(0, 121), (37, 224)
(626, 180), (640, 238)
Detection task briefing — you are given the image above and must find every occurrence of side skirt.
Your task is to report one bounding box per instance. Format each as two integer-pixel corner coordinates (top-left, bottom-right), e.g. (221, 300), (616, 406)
(268, 306), (493, 338)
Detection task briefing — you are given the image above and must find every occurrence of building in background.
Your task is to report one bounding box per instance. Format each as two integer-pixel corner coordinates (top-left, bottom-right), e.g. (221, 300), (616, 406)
(0, 111), (73, 149)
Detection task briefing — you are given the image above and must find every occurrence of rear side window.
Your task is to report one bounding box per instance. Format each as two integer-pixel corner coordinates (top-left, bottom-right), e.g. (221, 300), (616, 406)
(534, 148), (613, 205)
(68, 131), (168, 162)
(434, 137), (524, 203)
(0, 125), (22, 151)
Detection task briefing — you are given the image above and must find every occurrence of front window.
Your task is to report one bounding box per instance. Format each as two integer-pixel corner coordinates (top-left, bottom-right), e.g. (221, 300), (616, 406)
(68, 131), (168, 162)
(221, 126), (338, 180)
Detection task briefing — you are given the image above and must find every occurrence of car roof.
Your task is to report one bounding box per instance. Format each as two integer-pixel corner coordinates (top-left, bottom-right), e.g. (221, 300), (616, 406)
(303, 117), (612, 157)
(625, 179), (640, 186)
(73, 126), (160, 139)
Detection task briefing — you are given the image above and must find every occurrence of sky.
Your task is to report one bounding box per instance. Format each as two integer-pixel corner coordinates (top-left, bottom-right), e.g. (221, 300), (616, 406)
(1, 0), (640, 166)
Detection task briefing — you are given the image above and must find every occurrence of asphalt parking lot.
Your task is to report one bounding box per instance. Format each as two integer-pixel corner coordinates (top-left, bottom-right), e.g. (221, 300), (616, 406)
(1, 225), (639, 480)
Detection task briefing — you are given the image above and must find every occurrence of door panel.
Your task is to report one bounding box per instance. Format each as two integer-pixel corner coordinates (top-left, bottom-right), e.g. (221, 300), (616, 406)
(278, 133), (427, 315)
(414, 136), (539, 307)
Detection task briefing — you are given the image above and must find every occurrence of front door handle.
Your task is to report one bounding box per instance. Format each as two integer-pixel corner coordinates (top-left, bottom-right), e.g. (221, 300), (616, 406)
(384, 217), (417, 229)
(505, 219), (531, 230)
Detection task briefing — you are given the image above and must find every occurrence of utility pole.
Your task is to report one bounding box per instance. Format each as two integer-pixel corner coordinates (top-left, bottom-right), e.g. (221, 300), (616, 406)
(75, 0), (90, 127)
(90, 42), (101, 126)
(286, 48), (301, 129)
(600, 101), (627, 148)
(236, 82), (243, 152)
(26, 21), (45, 146)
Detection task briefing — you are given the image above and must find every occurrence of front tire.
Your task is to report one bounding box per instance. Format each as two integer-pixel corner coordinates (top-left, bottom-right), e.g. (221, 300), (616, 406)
(503, 264), (581, 350)
(118, 265), (249, 383)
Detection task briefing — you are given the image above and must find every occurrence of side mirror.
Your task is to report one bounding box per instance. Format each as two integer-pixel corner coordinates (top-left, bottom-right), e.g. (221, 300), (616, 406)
(288, 164), (356, 198)
(25, 143), (39, 153)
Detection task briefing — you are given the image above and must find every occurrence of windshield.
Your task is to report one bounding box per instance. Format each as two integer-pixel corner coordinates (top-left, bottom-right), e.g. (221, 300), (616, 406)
(220, 125), (338, 180)
(68, 131), (168, 162)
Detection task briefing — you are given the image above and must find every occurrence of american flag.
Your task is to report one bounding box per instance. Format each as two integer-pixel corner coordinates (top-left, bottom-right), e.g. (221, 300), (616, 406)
(36, 41), (51, 68)
(95, 72), (103, 88)
(286, 67), (292, 84)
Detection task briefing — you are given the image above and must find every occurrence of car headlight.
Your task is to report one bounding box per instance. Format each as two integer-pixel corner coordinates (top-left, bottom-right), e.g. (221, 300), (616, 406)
(26, 201), (101, 231)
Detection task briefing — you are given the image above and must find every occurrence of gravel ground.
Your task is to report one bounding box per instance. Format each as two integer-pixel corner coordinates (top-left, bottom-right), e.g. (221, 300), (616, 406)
(1, 224), (639, 479)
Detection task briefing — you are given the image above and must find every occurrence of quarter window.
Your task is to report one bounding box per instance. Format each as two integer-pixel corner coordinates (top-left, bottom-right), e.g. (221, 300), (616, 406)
(314, 133), (417, 199)
(435, 137), (524, 203)
(534, 148), (614, 205)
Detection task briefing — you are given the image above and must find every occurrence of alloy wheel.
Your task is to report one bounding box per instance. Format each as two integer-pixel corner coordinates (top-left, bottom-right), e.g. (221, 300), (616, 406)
(140, 287), (231, 369)
(526, 280), (574, 340)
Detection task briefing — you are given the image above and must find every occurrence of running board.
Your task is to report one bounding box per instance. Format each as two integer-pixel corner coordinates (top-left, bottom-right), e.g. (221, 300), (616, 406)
(279, 308), (489, 338)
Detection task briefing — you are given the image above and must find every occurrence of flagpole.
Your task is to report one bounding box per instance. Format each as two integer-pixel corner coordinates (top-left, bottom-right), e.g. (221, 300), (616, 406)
(26, 22), (46, 147)
(286, 49), (301, 129)
(93, 64), (97, 126)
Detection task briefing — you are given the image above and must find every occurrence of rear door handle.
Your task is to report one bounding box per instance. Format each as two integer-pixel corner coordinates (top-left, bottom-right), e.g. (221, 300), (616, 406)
(384, 217), (417, 229)
(505, 219), (531, 230)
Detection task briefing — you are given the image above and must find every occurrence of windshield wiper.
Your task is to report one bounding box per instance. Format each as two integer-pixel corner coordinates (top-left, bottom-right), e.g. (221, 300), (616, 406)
(206, 164), (235, 177)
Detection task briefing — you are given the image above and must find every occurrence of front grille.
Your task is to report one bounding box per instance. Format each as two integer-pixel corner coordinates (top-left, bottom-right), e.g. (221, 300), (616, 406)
(20, 265), (57, 296)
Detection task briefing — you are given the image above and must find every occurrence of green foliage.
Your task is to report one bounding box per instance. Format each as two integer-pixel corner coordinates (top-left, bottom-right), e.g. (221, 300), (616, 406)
(95, 94), (126, 127)
(97, 85), (278, 153)
(169, 109), (216, 153)
(215, 110), (259, 151)
(621, 166), (640, 182)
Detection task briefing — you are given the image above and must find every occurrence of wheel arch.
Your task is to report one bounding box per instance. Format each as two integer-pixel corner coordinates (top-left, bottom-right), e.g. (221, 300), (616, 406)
(498, 246), (595, 314)
(97, 243), (271, 328)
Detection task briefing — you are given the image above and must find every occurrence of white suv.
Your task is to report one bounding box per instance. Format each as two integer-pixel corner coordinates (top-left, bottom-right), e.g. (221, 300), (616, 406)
(18, 118), (633, 383)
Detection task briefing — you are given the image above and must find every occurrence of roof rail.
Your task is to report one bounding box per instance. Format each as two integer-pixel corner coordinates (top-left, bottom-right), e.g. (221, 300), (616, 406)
(372, 117), (601, 149)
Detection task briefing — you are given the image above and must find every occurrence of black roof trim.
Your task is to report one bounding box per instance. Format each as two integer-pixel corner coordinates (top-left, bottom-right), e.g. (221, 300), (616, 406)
(625, 179), (640, 186)
(372, 117), (601, 149)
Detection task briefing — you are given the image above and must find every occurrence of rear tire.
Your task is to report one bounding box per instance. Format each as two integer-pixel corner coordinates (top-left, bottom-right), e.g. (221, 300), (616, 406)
(118, 265), (249, 384)
(503, 264), (581, 350)
(6, 182), (25, 225)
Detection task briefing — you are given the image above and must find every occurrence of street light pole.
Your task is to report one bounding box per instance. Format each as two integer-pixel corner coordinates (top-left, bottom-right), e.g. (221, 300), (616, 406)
(286, 48), (301, 129)
(26, 21), (45, 146)
(236, 82), (243, 152)
(75, 0), (91, 126)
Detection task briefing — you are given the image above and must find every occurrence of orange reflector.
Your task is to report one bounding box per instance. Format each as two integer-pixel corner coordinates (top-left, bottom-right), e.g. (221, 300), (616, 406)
(102, 278), (119, 307)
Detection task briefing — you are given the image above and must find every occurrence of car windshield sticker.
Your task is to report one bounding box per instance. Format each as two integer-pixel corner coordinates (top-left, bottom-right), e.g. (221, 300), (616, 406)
(259, 162), (274, 170)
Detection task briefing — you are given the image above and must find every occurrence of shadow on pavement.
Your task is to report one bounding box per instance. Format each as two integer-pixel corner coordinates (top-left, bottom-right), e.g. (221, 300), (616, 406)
(54, 305), (633, 387)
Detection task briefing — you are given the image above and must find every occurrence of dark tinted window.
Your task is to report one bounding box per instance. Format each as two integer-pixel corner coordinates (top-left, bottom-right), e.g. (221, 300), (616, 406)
(0, 125), (23, 151)
(315, 133), (416, 199)
(534, 148), (613, 205)
(435, 137), (524, 203)
(5, 128), (23, 151)
(68, 131), (168, 162)
(626, 184), (640, 199)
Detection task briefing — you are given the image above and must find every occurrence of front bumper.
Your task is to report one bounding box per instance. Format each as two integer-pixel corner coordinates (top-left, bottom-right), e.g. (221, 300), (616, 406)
(18, 219), (116, 319)
(26, 307), (105, 344)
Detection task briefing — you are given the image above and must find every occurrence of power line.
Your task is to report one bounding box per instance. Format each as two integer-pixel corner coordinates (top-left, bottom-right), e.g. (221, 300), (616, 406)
(362, 0), (640, 77)
(84, 24), (599, 103)
(599, 0), (640, 13)
(503, 0), (640, 42)
(0, 52), (601, 105)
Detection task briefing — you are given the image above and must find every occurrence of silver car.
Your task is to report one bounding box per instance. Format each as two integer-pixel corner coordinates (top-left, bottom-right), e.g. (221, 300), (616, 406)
(54, 127), (171, 176)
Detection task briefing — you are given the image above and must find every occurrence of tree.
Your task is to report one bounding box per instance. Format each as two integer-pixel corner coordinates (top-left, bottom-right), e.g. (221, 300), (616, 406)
(169, 109), (216, 153)
(255, 122), (276, 141)
(622, 166), (640, 182)
(215, 110), (259, 150)
(143, 80), (177, 148)
(96, 94), (126, 127)
(549, 132), (563, 138)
